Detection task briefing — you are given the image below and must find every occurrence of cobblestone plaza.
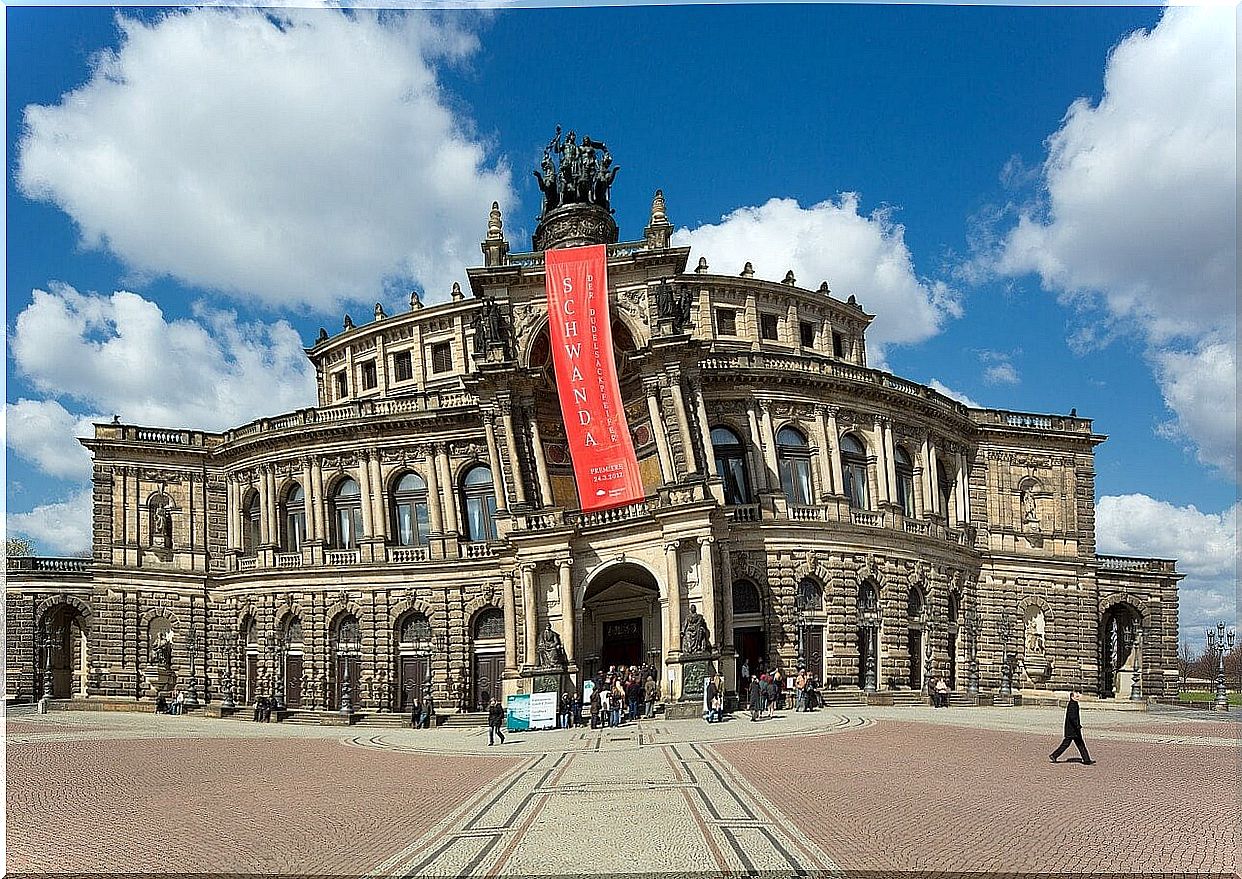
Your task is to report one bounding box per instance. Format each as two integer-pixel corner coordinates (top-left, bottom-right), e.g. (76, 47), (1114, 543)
(6, 704), (1237, 877)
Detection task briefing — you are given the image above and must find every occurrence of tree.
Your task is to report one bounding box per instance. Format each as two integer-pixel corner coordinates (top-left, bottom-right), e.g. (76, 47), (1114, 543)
(6, 536), (34, 557)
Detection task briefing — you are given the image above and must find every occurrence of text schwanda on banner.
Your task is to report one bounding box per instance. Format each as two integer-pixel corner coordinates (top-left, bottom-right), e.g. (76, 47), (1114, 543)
(544, 244), (644, 511)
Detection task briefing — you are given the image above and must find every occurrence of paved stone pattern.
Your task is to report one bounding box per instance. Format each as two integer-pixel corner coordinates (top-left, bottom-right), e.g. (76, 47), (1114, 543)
(6, 732), (514, 875)
(715, 717), (1239, 876)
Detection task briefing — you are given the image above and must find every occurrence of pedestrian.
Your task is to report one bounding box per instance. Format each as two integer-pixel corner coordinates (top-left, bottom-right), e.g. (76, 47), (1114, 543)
(704, 677), (718, 723)
(795, 669), (807, 712)
(1049, 691), (1095, 765)
(748, 676), (762, 721)
(410, 696), (421, 729)
(487, 698), (506, 745)
(610, 679), (624, 727)
(598, 684), (611, 727)
(590, 686), (601, 729)
(935, 678), (950, 708)
(559, 692), (573, 730)
(772, 668), (785, 712)
(422, 692), (436, 729)
(643, 675), (658, 718)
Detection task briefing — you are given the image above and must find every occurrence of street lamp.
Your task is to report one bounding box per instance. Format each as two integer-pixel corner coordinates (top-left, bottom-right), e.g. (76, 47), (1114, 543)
(42, 623), (63, 700)
(1205, 621), (1236, 711)
(923, 619), (936, 695)
(185, 630), (200, 708)
(274, 632), (288, 712)
(335, 637), (354, 715)
(999, 616), (1014, 698)
(221, 630), (237, 709)
(859, 595), (881, 694)
(963, 607), (980, 695)
(1128, 622), (1144, 702)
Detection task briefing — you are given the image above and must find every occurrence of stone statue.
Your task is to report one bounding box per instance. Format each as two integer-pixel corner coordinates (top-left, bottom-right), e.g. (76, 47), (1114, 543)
(150, 636), (172, 669)
(151, 500), (171, 549)
(681, 604), (711, 655)
(655, 280), (677, 321)
(1026, 621), (1044, 654)
(471, 298), (511, 358)
(1020, 487), (1039, 527)
(536, 623), (567, 668)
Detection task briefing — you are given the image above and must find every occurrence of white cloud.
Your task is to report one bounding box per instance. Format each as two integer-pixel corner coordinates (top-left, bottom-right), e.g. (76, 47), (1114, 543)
(1151, 337), (1237, 476)
(978, 351), (1020, 386)
(6, 489), (93, 556)
(991, 6), (1237, 480)
(15, 8), (514, 311)
(6, 400), (103, 481)
(671, 195), (958, 356)
(11, 283), (317, 433)
(927, 380), (982, 409)
(1096, 494), (1237, 645)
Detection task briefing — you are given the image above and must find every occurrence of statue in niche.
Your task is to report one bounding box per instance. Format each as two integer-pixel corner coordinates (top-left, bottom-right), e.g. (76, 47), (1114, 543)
(1025, 611), (1045, 655)
(681, 604), (711, 655)
(151, 499), (172, 549)
(149, 634), (172, 669)
(1020, 485), (1040, 529)
(471, 297), (510, 358)
(536, 623), (567, 668)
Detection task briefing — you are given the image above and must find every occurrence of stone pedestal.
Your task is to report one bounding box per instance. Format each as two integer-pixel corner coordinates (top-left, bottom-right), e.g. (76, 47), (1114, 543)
(523, 665), (577, 695)
(142, 664), (176, 697)
(674, 653), (719, 701)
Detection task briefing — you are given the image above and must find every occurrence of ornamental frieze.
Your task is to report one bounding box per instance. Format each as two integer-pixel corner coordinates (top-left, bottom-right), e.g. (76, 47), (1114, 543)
(512, 302), (545, 345)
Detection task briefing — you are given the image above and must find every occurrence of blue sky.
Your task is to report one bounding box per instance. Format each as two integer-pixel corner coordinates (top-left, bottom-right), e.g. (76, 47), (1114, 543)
(4, 3), (1236, 645)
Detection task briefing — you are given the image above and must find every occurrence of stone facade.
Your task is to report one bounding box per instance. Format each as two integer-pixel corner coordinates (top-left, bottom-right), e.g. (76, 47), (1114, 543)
(5, 184), (1183, 710)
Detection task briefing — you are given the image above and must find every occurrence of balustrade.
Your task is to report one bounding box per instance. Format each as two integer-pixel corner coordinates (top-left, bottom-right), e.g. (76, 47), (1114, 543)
(325, 549), (360, 566)
(390, 546), (430, 563)
(726, 504), (762, 523)
(851, 510), (884, 528)
(274, 553), (303, 569)
(463, 542), (495, 559)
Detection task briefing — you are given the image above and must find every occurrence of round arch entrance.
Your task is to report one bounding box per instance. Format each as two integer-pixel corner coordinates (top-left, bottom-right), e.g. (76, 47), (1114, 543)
(39, 603), (90, 699)
(581, 562), (662, 679)
(1101, 602), (1143, 698)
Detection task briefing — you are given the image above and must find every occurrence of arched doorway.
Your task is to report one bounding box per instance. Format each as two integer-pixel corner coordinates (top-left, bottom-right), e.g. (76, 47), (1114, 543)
(282, 615), (304, 708)
(471, 608), (505, 710)
(331, 614), (361, 710)
(394, 612), (431, 712)
(907, 587), (925, 689)
(581, 562), (662, 680)
(241, 617), (259, 704)
(796, 577), (825, 681)
(40, 603), (89, 699)
(732, 578), (765, 690)
(1101, 603), (1142, 698)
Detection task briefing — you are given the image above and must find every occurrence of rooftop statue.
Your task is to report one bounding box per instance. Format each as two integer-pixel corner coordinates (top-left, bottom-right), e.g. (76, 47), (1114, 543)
(533, 125), (620, 217)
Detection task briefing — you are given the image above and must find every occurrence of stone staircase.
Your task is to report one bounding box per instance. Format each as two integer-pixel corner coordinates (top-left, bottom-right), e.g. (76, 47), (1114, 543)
(888, 690), (929, 707)
(438, 711), (488, 728)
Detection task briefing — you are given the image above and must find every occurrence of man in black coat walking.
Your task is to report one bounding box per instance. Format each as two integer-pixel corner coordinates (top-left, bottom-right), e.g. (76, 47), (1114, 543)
(487, 698), (506, 745)
(1050, 691), (1094, 764)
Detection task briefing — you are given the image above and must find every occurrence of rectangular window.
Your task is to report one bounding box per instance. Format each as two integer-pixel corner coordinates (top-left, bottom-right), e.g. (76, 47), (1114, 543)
(333, 372), (348, 400)
(430, 341), (452, 374)
(760, 313), (779, 341)
(716, 308), (737, 336)
(360, 360), (377, 390)
(832, 331), (845, 359)
(800, 321), (816, 348)
(392, 350), (413, 383)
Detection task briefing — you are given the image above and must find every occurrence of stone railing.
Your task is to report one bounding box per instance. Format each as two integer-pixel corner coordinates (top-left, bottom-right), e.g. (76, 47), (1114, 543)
(463, 542), (495, 559)
(851, 510), (884, 528)
(1098, 555), (1177, 574)
(902, 519), (931, 536)
(325, 549), (360, 566)
(274, 553), (303, 569)
(223, 389), (481, 444)
(516, 510), (565, 531)
(789, 505), (828, 521)
(568, 500), (654, 529)
(972, 408), (1094, 434)
(90, 423), (222, 448)
(726, 504), (762, 523)
(238, 556), (258, 571)
(505, 240), (647, 270)
(390, 546), (430, 563)
(5, 556), (90, 574)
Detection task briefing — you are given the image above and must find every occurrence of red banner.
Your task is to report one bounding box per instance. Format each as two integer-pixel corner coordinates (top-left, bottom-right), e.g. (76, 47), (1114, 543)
(544, 244), (644, 511)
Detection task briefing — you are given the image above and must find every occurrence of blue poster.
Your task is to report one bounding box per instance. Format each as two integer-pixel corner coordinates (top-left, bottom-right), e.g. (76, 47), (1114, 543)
(506, 693), (530, 731)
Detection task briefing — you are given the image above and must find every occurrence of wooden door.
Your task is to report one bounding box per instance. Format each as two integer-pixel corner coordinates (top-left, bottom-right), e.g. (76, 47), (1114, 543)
(285, 654), (303, 708)
(333, 655), (360, 710)
(473, 654), (503, 710)
(398, 655), (427, 711)
(803, 625), (824, 682)
(908, 629), (923, 688)
(246, 654), (258, 703)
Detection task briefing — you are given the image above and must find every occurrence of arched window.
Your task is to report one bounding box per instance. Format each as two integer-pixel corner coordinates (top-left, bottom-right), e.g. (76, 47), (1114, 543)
(330, 478), (363, 550)
(796, 577), (823, 612)
(400, 613), (432, 645)
(461, 465), (497, 542)
(732, 580), (762, 615)
(937, 457), (953, 517)
(857, 581), (879, 613)
(392, 472), (430, 547)
(777, 427), (814, 507)
(894, 446), (915, 517)
(283, 614), (303, 645)
(840, 434), (870, 510)
(711, 426), (753, 506)
(335, 613), (361, 647)
(907, 586), (925, 621)
(281, 484), (306, 553)
(473, 608), (504, 641)
(243, 492), (261, 555)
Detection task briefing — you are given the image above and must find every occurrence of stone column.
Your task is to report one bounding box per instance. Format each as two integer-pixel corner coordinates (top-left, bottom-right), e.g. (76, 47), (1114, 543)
(927, 437), (941, 516)
(522, 564), (538, 668)
(369, 452), (387, 541)
(746, 405), (770, 491)
(719, 546), (735, 655)
(357, 452), (374, 539)
(759, 402), (779, 486)
(435, 445), (458, 535)
(311, 457), (325, 541)
(500, 403), (528, 506)
(958, 449), (971, 524)
(644, 379), (675, 483)
(483, 413), (509, 513)
(692, 379), (715, 476)
(668, 374), (700, 474)
(258, 467), (272, 546)
(502, 572), (518, 674)
(697, 536), (718, 649)
(882, 418), (899, 504)
(872, 417), (891, 506)
(300, 458), (314, 539)
(825, 407), (844, 497)
(425, 447), (445, 535)
(226, 475), (239, 552)
(558, 559), (575, 664)
(812, 406), (832, 499)
(527, 412), (555, 507)
(664, 541), (682, 655)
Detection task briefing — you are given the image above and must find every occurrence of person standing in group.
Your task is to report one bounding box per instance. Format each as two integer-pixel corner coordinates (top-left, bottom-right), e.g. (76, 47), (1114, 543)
(610, 679), (625, 727)
(794, 669), (808, 712)
(589, 686), (602, 729)
(1050, 691), (1095, 765)
(772, 668), (785, 712)
(748, 675), (763, 721)
(704, 676), (718, 723)
(644, 675), (658, 718)
(598, 684), (611, 728)
(487, 698), (506, 746)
